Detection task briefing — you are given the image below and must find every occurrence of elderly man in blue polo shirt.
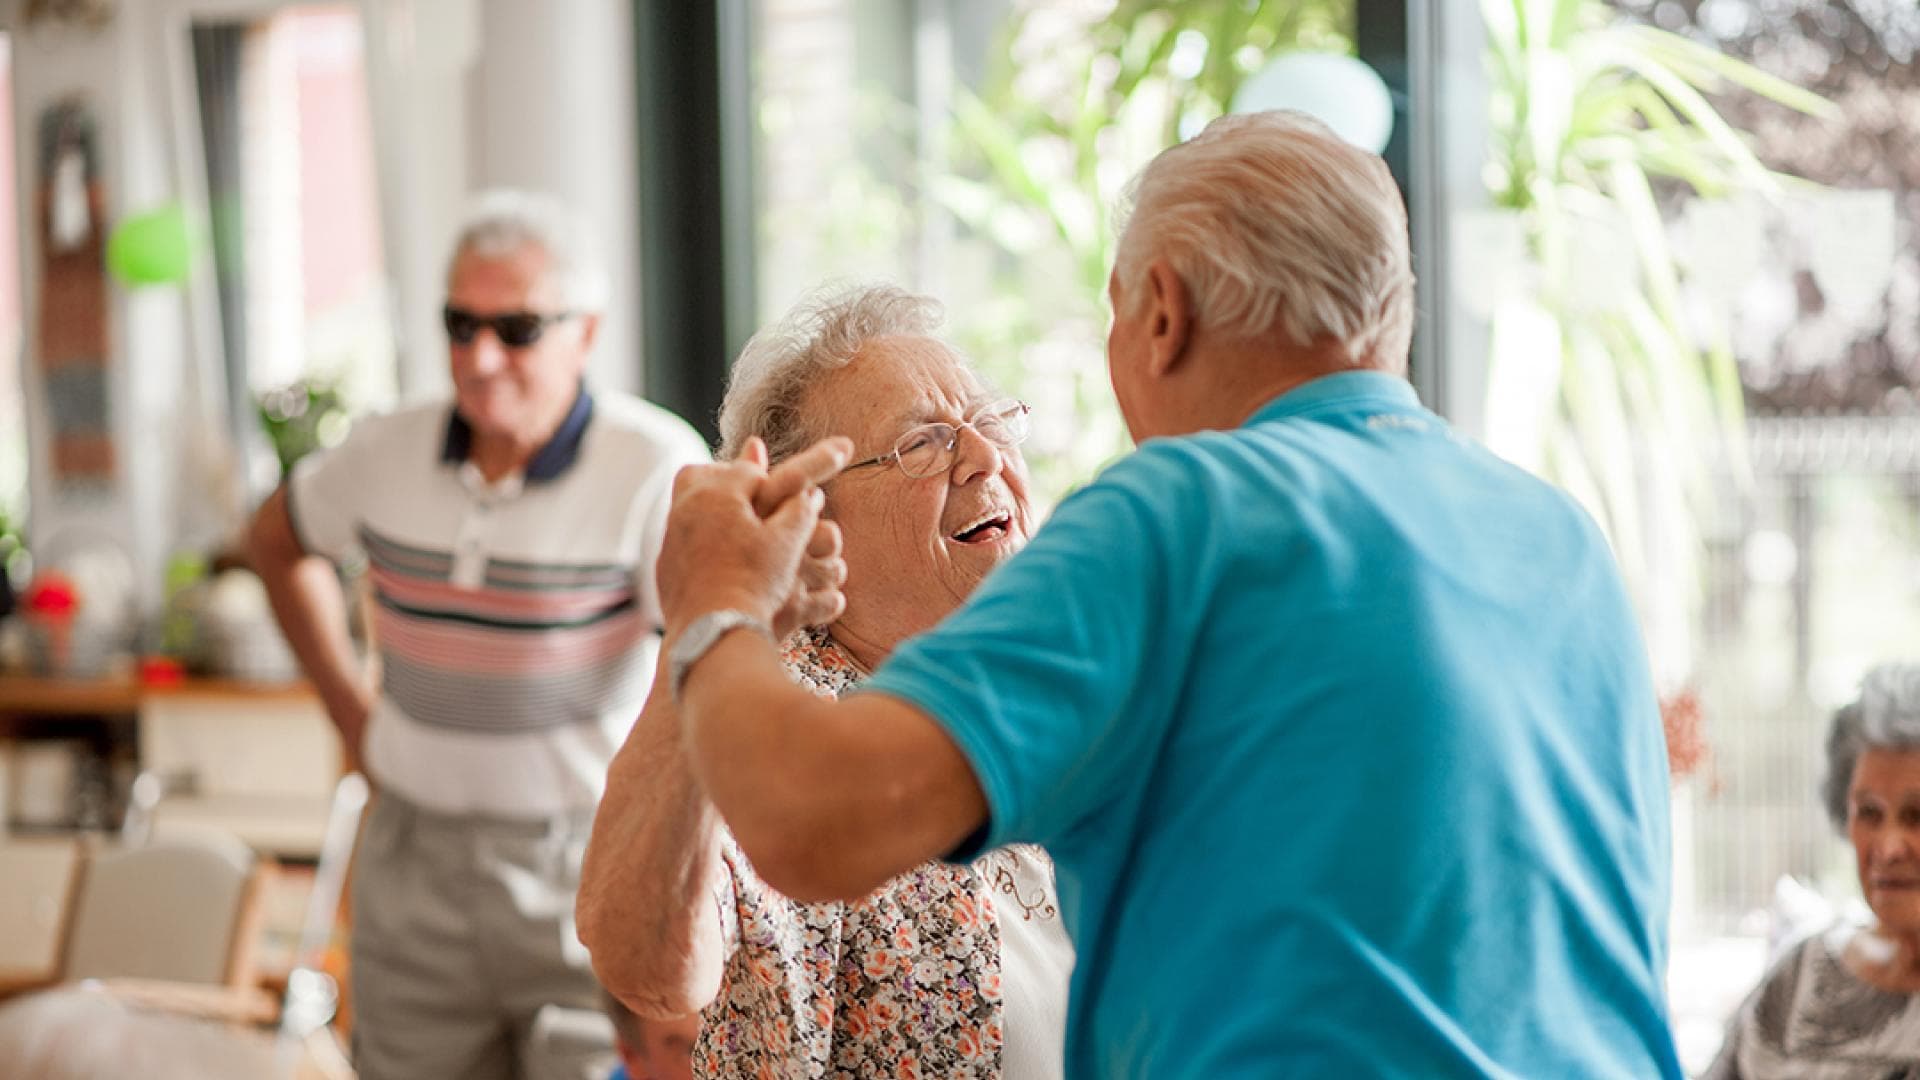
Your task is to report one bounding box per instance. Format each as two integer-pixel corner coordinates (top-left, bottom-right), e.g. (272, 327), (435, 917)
(648, 111), (1684, 1078)
(248, 191), (711, 1080)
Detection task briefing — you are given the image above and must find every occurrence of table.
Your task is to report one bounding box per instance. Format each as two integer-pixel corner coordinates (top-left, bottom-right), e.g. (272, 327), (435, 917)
(0, 675), (341, 856)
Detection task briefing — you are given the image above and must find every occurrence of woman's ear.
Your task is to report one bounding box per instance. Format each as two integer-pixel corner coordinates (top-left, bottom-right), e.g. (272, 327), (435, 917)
(1143, 260), (1193, 378)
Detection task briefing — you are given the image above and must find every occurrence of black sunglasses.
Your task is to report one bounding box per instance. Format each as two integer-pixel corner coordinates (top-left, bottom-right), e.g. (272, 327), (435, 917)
(442, 304), (578, 348)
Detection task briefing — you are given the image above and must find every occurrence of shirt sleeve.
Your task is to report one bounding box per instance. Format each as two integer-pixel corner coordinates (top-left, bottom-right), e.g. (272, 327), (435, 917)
(860, 442), (1213, 855)
(285, 415), (394, 562)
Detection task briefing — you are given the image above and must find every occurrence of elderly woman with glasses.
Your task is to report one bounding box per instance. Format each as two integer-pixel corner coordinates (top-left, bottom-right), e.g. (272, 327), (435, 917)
(1707, 663), (1920, 1079)
(577, 284), (1073, 1079)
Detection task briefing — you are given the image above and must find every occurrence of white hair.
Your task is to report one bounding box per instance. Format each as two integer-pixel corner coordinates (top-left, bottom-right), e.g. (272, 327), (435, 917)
(0, 988), (276, 1079)
(447, 189), (610, 312)
(718, 283), (949, 462)
(1823, 663), (1920, 830)
(1112, 109), (1415, 370)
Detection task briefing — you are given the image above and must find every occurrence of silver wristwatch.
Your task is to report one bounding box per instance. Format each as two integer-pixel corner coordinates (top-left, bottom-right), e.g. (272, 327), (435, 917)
(669, 610), (771, 704)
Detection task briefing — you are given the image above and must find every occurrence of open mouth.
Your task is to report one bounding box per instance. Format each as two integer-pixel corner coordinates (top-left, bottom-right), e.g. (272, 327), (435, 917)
(949, 511), (1013, 545)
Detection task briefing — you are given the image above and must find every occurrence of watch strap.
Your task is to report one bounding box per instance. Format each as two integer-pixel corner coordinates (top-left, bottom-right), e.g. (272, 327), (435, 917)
(669, 609), (771, 704)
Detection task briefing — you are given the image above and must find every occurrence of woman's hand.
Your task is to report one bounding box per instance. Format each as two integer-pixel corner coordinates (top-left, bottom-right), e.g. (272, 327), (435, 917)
(657, 437), (852, 634)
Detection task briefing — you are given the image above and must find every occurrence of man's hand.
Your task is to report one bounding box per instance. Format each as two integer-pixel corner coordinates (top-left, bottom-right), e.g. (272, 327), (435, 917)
(323, 689), (375, 778)
(658, 436), (852, 633)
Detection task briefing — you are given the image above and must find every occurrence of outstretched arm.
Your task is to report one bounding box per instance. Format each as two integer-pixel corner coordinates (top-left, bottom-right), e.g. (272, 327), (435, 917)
(580, 440), (852, 1015)
(577, 659), (731, 1019)
(678, 636), (986, 903)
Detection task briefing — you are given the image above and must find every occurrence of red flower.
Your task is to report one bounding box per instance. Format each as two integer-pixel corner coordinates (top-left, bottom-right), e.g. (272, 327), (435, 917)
(24, 572), (79, 618)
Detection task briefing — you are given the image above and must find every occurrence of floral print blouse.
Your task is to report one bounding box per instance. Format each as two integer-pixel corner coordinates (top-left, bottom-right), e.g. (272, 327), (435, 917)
(693, 626), (1063, 1079)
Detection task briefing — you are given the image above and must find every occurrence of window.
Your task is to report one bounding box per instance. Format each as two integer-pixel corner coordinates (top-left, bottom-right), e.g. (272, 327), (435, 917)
(749, 0), (1359, 505)
(191, 3), (392, 491)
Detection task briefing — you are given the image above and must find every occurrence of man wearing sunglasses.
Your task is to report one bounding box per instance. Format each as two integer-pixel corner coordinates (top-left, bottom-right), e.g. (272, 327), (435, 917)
(248, 190), (713, 1080)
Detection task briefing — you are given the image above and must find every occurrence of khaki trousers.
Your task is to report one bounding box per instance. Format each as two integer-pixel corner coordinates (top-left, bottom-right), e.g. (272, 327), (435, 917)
(349, 793), (614, 1080)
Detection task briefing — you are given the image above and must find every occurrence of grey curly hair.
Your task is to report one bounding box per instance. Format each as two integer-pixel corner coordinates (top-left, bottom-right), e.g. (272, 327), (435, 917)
(1822, 663), (1920, 831)
(447, 189), (610, 312)
(717, 283), (949, 463)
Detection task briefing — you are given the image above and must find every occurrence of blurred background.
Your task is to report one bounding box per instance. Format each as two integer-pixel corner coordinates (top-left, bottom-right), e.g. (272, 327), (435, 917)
(0, 1), (1915, 1075)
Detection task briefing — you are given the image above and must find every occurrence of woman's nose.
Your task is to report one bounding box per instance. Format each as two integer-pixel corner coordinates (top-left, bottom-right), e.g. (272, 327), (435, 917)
(1878, 829), (1917, 862)
(950, 424), (1004, 484)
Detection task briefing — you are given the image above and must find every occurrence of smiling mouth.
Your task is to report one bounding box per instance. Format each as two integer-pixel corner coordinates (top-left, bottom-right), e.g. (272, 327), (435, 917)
(949, 513), (1013, 545)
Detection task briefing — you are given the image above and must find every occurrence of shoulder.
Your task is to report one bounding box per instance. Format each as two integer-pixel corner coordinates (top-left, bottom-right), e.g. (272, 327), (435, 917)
(1737, 925), (1903, 1048)
(299, 400), (447, 480)
(1050, 430), (1306, 550)
(587, 392), (711, 466)
(339, 400), (448, 452)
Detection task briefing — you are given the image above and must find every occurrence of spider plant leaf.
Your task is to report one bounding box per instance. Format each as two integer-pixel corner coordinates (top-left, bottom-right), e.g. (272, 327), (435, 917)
(1622, 25), (1839, 119)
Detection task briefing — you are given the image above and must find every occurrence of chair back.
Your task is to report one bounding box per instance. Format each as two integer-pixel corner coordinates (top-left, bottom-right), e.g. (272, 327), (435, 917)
(0, 838), (86, 994)
(62, 832), (263, 988)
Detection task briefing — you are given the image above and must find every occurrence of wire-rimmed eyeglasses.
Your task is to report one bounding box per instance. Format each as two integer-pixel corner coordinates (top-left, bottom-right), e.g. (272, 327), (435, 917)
(841, 399), (1032, 479)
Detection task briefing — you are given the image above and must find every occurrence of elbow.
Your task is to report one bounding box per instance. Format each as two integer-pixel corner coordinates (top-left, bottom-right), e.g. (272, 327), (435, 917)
(575, 856), (724, 1020)
(579, 903), (715, 1021)
(589, 957), (710, 1022)
(734, 824), (887, 905)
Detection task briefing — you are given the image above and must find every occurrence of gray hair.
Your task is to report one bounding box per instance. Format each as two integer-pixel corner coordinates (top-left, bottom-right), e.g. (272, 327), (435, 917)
(446, 189), (610, 312)
(1822, 664), (1920, 830)
(718, 283), (946, 462)
(1112, 110), (1415, 370)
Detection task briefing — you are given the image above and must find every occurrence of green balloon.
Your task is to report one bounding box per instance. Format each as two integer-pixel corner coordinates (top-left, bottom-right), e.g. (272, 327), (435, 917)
(106, 204), (193, 285)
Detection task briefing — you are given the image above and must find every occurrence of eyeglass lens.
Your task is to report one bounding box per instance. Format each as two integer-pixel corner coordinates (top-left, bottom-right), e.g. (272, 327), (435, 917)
(895, 402), (1029, 477)
(443, 305), (561, 349)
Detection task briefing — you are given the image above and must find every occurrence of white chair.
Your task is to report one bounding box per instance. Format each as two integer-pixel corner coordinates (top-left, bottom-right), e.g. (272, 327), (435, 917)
(62, 830), (265, 989)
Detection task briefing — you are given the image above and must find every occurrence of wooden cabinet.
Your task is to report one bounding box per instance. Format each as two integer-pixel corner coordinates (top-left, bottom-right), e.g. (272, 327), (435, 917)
(0, 678), (342, 858)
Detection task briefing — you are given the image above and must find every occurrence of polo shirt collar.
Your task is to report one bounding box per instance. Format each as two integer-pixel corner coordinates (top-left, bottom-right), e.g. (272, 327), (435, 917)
(440, 385), (595, 484)
(1243, 370), (1420, 427)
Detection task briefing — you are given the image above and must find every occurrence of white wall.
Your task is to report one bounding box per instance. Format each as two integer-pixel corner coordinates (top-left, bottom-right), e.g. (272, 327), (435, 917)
(464, 0), (642, 397)
(360, 0), (478, 401)
(368, 0), (644, 401)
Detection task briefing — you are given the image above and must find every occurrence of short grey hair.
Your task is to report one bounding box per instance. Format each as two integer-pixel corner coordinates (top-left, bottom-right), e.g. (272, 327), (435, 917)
(718, 283), (946, 462)
(1822, 664), (1920, 830)
(1112, 110), (1415, 370)
(447, 189), (610, 312)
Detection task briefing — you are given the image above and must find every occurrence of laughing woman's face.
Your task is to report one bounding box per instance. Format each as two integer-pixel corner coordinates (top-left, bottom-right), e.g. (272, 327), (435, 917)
(803, 336), (1034, 665)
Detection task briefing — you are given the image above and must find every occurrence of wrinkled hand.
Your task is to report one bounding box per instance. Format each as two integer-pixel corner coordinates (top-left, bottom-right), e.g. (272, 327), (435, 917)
(747, 440), (850, 637)
(658, 436), (852, 634)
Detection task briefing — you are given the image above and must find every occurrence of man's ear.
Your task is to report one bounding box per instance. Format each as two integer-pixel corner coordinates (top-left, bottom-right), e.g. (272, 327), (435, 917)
(577, 312), (603, 355)
(1143, 259), (1193, 378)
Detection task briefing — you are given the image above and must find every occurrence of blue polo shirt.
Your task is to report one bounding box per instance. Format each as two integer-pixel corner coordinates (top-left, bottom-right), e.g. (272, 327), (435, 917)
(863, 371), (1680, 1078)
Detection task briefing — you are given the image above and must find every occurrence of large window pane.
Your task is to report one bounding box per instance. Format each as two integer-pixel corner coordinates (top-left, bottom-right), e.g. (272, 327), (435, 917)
(193, 4), (393, 491)
(751, 0), (1358, 504)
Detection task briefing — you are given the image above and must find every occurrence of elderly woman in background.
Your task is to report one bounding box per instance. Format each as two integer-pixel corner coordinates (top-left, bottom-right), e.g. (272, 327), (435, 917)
(1708, 663), (1920, 1078)
(577, 284), (1073, 1079)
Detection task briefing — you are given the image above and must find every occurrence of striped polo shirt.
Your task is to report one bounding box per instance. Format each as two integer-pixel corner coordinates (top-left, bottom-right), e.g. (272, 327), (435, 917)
(288, 389), (709, 818)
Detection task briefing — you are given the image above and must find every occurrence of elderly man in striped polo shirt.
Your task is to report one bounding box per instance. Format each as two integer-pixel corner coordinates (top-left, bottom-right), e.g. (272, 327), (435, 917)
(248, 191), (712, 1080)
